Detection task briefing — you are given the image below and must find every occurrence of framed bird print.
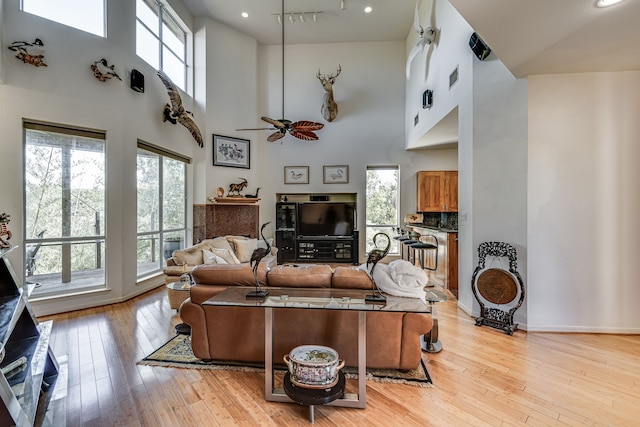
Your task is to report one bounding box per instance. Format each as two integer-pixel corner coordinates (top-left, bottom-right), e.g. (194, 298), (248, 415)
(213, 134), (250, 169)
(323, 165), (349, 184)
(284, 166), (309, 184)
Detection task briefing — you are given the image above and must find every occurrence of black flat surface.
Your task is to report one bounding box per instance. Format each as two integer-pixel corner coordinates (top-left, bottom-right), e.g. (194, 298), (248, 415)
(283, 372), (345, 406)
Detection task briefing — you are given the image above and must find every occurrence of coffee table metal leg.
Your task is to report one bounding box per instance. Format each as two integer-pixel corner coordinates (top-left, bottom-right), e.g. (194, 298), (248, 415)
(309, 405), (315, 423)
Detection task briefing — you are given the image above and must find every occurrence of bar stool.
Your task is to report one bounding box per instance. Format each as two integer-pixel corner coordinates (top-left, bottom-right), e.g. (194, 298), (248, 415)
(410, 234), (439, 271)
(401, 231), (420, 262)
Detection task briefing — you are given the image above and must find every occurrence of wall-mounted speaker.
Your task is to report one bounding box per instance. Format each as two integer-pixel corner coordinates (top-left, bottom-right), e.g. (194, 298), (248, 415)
(469, 32), (491, 61)
(130, 69), (145, 93)
(422, 89), (433, 109)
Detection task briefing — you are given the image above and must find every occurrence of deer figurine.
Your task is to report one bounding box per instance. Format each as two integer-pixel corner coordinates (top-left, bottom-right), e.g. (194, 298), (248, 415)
(316, 65), (342, 122)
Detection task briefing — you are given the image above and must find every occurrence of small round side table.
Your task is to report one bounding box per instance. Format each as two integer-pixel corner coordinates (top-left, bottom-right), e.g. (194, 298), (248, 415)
(421, 287), (448, 353)
(283, 371), (345, 424)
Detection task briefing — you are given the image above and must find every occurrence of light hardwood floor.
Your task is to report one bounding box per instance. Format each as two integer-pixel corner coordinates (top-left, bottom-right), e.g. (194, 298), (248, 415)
(39, 286), (640, 426)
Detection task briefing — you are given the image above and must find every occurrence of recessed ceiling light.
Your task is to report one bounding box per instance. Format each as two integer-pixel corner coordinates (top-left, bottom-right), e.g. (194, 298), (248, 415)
(364, 6), (373, 13)
(241, 12), (249, 18)
(596, 0), (624, 7)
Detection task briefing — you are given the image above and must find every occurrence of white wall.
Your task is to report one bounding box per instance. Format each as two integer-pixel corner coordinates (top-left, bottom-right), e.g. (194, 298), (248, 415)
(528, 72), (640, 332)
(256, 40), (457, 255)
(0, 0), (199, 315)
(406, 0), (528, 324)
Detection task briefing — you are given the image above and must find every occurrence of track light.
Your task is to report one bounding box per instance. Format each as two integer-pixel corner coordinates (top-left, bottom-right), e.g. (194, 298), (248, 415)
(288, 13), (295, 23)
(313, 12), (318, 22)
(277, 14), (282, 24)
(341, 0), (346, 10)
(299, 13), (306, 23)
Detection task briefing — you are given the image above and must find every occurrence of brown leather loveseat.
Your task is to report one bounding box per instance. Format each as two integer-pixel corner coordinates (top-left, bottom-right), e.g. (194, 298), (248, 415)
(179, 264), (433, 371)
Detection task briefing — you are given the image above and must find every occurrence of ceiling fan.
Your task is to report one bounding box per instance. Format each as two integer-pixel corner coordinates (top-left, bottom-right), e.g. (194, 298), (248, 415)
(236, 0), (324, 142)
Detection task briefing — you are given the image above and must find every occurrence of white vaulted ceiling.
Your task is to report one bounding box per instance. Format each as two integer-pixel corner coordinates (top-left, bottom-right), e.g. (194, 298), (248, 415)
(183, 0), (640, 77)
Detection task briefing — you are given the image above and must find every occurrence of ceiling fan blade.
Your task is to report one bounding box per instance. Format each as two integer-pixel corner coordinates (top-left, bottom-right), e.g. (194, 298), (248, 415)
(236, 127), (275, 131)
(290, 130), (319, 141)
(261, 116), (286, 128)
(292, 121), (325, 131)
(267, 131), (286, 142)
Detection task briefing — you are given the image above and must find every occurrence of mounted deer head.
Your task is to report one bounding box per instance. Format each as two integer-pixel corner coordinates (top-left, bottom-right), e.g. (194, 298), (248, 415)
(316, 65), (342, 122)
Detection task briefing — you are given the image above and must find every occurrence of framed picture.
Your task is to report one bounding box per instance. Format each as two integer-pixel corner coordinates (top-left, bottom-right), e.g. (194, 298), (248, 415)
(284, 166), (309, 184)
(213, 134), (250, 169)
(323, 165), (349, 184)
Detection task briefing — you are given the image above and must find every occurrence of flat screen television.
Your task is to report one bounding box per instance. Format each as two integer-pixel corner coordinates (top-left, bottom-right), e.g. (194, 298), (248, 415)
(296, 202), (356, 237)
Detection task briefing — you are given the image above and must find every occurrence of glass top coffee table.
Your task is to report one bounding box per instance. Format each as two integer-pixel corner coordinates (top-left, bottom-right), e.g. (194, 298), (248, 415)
(204, 286), (431, 409)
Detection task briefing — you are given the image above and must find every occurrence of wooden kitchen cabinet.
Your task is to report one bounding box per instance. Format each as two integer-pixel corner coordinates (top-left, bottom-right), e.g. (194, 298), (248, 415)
(417, 171), (458, 212)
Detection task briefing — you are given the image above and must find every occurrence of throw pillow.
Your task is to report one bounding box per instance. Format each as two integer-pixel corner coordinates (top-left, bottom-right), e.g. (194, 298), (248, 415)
(208, 236), (234, 252)
(231, 238), (258, 263)
(202, 249), (229, 265)
(210, 247), (240, 264)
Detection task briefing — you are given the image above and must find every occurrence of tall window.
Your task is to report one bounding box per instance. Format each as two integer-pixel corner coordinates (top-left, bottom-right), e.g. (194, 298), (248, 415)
(22, 0), (105, 37)
(136, 142), (188, 278)
(366, 166), (400, 254)
(24, 121), (106, 297)
(136, 0), (188, 90)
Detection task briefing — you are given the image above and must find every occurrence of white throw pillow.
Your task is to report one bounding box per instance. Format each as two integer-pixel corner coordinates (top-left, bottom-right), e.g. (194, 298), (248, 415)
(231, 238), (258, 263)
(210, 247), (241, 264)
(202, 249), (229, 265)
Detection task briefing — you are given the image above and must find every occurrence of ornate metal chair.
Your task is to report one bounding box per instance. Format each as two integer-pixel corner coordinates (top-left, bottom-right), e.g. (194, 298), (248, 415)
(471, 242), (525, 335)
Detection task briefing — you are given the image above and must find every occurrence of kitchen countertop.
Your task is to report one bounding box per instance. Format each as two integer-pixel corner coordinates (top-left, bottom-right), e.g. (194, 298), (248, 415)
(405, 224), (459, 233)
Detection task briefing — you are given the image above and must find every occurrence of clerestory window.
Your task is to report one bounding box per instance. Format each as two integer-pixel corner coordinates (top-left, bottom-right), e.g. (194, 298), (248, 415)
(136, 0), (188, 91)
(22, 0), (106, 38)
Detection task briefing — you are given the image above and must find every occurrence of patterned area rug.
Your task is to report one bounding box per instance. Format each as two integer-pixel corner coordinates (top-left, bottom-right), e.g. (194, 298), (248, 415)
(139, 334), (432, 387)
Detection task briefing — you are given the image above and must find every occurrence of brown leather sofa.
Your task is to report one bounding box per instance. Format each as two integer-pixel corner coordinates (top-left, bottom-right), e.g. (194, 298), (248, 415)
(179, 264), (433, 370)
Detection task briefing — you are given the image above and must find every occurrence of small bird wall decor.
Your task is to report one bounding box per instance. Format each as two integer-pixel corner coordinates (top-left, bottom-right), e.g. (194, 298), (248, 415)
(156, 69), (204, 148)
(8, 38), (47, 67)
(90, 58), (122, 82)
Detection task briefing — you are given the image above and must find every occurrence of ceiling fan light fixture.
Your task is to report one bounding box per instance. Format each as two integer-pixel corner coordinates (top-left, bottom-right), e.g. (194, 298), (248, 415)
(596, 0), (624, 7)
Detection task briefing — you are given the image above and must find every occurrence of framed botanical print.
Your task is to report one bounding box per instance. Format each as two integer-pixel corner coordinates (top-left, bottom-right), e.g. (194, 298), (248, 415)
(213, 134), (250, 169)
(323, 165), (349, 184)
(284, 166), (309, 184)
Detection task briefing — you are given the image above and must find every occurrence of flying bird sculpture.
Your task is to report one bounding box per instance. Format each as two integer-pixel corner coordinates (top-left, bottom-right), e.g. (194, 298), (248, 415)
(157, 70), (203, 148)
(406, 0), (436, 80)
(91, 58), (122, 82)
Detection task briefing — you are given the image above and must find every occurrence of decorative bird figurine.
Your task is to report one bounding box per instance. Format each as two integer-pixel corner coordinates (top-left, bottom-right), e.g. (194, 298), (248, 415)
(406, 0), (436, 80)
(91, 58), (122, 82)
(8, 38), (47, 67)
(247, 222), (272, 298)
(245, 187), (261, 198)
(365, 232), (391, 303)
(156, 69), (204, 148)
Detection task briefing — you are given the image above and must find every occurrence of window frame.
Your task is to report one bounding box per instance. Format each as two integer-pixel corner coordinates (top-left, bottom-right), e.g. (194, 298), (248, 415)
(21, 0), (107, 38)
(365, 166), (400, 255)
(136, 141), (189, 280)
(23, 120), (107, 297)
(136, 0), (189, 91)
